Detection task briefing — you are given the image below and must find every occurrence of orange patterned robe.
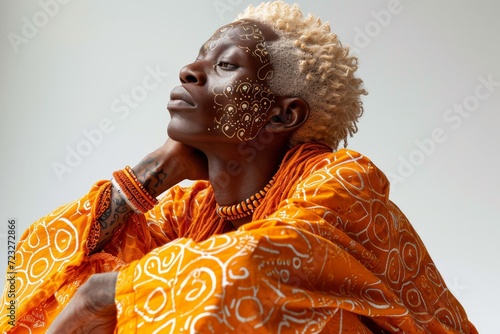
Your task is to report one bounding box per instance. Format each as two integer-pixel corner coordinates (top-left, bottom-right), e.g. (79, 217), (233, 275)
(0, 148), (476, 333)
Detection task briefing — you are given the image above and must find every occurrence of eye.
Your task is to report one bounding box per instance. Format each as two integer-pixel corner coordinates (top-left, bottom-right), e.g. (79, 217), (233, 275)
(216, 62), (238, 70)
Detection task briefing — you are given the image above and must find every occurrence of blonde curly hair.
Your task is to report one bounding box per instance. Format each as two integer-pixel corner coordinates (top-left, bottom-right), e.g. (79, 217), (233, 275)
(236, 1), (368, 149)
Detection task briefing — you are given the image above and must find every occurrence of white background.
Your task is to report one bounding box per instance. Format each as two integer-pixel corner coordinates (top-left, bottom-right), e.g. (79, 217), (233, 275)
(1, 1), (499, 332)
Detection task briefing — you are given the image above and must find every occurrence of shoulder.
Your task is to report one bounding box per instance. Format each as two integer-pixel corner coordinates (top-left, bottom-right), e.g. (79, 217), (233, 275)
(296, 148), (390, 200)
(317, 148), (377, 171)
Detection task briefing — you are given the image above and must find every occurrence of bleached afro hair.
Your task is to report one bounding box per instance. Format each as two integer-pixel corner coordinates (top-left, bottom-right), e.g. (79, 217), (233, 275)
(236, 1), (368, 149)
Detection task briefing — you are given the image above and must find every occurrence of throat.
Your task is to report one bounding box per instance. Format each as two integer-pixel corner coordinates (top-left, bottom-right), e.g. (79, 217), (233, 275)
(204, 144), (285, 226)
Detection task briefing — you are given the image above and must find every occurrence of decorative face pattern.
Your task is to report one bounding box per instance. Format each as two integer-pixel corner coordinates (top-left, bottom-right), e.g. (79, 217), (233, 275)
(205, 21), (276, 141)
(167, 20), (280, 147)
(204, 22), (273, 81)
(212, 79), (275, 141)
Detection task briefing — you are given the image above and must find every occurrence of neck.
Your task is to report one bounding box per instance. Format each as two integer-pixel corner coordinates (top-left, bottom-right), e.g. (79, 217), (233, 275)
(204, 143), (286, 207)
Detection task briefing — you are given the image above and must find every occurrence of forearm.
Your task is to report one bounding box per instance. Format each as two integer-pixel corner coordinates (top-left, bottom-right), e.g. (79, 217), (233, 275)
(93, 146), (188, 252)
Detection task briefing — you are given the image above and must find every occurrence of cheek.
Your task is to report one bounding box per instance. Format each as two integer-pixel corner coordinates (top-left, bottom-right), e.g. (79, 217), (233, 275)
(212, 80), (275, 141)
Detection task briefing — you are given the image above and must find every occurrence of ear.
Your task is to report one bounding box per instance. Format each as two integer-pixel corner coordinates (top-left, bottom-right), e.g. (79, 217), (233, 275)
(266, 97), (310, 133)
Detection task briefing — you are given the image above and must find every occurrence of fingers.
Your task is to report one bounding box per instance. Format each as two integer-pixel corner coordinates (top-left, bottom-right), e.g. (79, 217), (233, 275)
(83, 272), (118, 309)
(46, 301), (84, 334)
(46, 272), (118, 334)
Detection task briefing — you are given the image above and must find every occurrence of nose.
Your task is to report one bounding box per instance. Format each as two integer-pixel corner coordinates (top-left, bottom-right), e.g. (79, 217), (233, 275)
(179, 62), (206, 85)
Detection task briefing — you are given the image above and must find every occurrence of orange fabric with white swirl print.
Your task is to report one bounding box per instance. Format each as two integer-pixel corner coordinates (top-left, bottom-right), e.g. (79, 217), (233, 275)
(114, 150), (476, 333)
(0, 148), (476, 333)
(0, 181), (126, 333)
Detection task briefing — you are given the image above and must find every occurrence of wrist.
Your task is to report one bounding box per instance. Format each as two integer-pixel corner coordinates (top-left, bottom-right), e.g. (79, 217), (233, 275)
(132, 150), (185, 198)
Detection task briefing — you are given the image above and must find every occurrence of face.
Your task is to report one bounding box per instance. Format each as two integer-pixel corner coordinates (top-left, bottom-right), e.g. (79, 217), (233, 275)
(167, 20), (279, 147)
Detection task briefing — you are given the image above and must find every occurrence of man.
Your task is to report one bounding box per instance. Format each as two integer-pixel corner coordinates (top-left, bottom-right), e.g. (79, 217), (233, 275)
(2, 1), (476, 333)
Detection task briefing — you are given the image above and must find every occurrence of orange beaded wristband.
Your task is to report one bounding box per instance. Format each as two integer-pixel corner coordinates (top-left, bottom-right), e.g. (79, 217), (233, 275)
(111, 166), (158, 214)
(123, 166), (158, 207)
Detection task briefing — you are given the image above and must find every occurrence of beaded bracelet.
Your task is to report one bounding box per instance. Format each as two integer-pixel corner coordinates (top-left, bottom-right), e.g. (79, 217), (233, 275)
(85, 182), (112, 255)
(111, 166), (158, 214)
(124, 166), (158, 207)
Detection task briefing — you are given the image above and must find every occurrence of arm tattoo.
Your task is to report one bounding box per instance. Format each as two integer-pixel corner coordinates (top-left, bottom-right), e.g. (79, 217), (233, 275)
(94, 187), (134, 252)
(133, 157), (168, 198)
(92, 153), (170, 252)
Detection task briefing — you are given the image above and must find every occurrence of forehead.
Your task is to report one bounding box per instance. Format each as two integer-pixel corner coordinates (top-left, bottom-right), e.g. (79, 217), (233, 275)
(204, 20), (278, 51)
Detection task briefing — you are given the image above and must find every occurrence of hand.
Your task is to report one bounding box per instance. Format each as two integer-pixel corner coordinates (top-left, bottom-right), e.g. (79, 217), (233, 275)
(157, 139), (209, 181)
(46, 272), (118, 334)
(133, 139), (209, 197)
(92, 139), (209, 252)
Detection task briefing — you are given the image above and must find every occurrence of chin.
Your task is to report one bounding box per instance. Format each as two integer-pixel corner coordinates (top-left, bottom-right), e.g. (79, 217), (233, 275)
(166, 123), (177, 139)
(166, 118), (189, 140)
(167, 119), (229, 150)
(167, 122), (202, 148)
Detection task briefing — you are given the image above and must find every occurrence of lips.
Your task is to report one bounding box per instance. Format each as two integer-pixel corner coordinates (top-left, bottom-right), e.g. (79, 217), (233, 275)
(169, 86), (195, 107)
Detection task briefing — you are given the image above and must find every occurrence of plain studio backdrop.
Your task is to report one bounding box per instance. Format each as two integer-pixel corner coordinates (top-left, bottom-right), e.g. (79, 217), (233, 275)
(1, 0), (498, 332)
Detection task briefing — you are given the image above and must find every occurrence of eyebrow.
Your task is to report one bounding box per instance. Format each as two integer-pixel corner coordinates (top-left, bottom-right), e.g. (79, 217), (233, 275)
(199, 38), (245, 58)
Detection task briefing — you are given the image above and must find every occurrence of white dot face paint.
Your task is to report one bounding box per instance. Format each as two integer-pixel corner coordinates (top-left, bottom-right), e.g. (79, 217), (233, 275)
(205, 21), (276, 141)
(212, 80), (275, 141)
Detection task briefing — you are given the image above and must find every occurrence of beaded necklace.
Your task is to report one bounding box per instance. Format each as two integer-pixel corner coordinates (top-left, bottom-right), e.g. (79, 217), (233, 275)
(215, 176), (276, 221)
